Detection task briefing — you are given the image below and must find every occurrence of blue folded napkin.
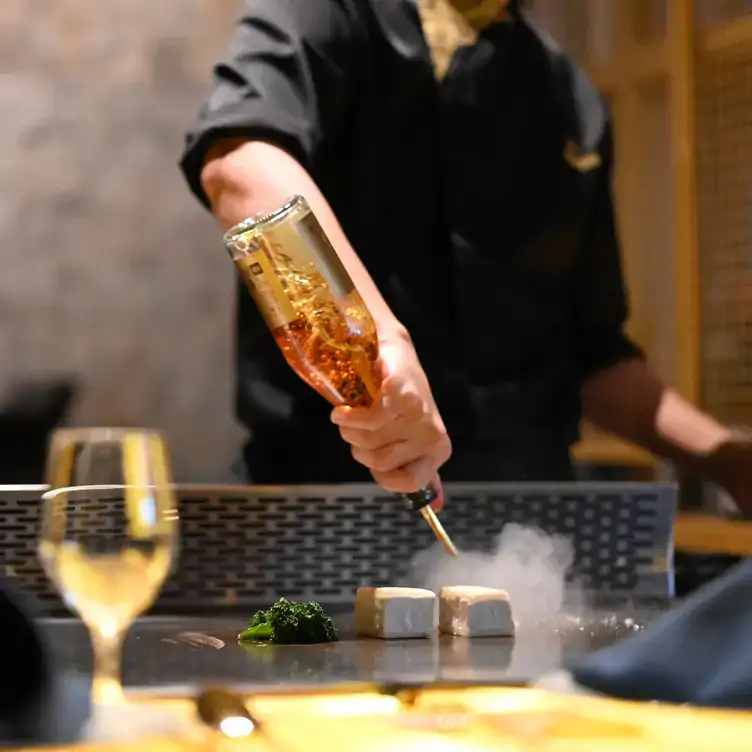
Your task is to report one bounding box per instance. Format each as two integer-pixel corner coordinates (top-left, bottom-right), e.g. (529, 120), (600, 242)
(0, 576), (91, 745)
(571, 558), (752, 709)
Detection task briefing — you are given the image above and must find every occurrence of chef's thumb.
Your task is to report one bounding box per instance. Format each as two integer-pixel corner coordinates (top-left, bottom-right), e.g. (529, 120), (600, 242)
(377, 342), (405, 388)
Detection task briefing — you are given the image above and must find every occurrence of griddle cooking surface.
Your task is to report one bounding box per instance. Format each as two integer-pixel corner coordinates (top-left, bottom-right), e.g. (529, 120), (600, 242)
(43, 603), (672, 689)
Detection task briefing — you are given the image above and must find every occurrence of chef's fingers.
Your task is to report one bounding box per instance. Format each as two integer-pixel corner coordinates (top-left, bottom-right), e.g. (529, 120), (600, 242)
(371, 456), (444, 496)
(337, 406), (425, 449)
(338, 425), (388, 450)
(370, 435), (451, 496)
(330, 404), (394, 431)
(350, 440), (424, 475)
(370, 455), (440, 496)
(330, 391), (422, 431)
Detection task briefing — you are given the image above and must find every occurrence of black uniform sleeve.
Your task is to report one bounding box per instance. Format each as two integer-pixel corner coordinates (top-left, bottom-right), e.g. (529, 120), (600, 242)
(179, 0), (357, 208)
(573, 124), (644, 382)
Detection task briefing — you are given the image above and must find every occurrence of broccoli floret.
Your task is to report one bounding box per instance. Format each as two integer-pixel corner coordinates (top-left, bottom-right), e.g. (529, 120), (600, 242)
(238, 622), (273, 641)
(249, 609), (268, 628)
(237, 598), (338, 644)
(237, 608), (273, 641)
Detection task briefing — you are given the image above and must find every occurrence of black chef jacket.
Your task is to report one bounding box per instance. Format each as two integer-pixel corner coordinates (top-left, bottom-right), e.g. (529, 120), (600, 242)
(179, 0), (642, 484)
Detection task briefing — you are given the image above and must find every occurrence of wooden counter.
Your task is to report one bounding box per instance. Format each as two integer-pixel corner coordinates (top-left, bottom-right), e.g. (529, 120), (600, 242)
(24, 685), (752, 751)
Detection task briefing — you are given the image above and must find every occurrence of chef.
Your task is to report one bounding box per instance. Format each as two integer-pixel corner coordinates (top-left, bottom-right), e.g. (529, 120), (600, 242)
(179, 0), (752, 512)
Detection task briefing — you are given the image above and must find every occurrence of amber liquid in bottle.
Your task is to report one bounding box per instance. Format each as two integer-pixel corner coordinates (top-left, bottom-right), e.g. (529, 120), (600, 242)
(272, 298), (380, 409)
(224, 197), (457, 556)
(226, 197), (383, 410)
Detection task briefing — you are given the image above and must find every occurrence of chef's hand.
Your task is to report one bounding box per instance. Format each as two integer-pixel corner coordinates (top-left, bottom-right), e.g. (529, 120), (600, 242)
(331, 335), (451, 510)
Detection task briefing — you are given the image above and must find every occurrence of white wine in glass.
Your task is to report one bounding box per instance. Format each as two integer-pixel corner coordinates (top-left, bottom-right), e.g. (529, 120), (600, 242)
(38, 428), (179, 705)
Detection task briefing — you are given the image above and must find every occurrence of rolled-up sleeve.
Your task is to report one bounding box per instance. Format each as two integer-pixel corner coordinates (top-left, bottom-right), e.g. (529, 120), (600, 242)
(179, 0), (357, 208)
(573, 124), (644, 382)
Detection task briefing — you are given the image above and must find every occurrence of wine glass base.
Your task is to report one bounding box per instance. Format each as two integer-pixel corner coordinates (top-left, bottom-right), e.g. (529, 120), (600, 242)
(92, 678), (126, 707)
(84, 701), (195, 742)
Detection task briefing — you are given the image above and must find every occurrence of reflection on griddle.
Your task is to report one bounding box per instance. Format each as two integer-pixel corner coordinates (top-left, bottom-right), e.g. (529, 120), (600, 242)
(239, 640), (354, 682)
(439, 634), (514, 682)
(45, 605), (668, 689)
(355, 638), (441, 684)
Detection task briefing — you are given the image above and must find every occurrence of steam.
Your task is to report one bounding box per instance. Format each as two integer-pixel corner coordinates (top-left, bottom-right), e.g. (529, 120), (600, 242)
(410, 523), (584, 624)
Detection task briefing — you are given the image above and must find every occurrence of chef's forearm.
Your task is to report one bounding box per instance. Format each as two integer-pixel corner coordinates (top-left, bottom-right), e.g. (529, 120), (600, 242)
(580, 358), (747, 495)
(201, 138), (409, 342)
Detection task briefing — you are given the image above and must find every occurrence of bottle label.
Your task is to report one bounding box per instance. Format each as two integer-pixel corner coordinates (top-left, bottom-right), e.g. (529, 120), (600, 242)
(235, 250), (298, 329)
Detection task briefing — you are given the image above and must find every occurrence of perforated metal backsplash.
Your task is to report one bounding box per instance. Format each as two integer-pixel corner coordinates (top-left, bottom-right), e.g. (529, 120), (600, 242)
(1, 482), (675, 610)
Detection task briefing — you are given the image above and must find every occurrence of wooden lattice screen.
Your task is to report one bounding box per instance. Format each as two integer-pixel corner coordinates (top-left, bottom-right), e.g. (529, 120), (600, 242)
(526, 0), (752, 463)
(694, 2), (752, 426)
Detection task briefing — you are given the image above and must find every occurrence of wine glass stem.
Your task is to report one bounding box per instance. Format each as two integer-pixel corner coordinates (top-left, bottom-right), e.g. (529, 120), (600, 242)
(91, 629), (125, 705)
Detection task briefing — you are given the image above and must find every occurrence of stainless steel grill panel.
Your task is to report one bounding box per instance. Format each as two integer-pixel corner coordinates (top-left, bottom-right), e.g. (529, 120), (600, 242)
(0, 482), (676, 610)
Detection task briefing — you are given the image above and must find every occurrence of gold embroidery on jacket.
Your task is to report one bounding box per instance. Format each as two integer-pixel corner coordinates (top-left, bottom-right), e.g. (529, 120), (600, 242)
(563, 139), (602, 173)
(415, 0), (511, 80)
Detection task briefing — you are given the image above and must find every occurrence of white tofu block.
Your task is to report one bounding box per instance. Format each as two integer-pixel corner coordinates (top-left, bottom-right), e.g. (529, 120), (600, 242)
(354, 587), (436, 639)
(439, 586), (515, 638)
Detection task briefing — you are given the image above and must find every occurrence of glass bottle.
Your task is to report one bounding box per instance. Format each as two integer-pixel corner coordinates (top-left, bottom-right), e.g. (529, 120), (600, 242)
(224, 196), (456, 555)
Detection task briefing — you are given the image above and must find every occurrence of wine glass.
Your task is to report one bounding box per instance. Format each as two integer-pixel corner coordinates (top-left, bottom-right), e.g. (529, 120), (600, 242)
(38, 428), (179, 705)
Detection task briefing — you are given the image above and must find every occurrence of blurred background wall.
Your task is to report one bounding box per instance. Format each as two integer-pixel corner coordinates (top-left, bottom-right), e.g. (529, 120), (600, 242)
(0, 0), (243, 481)
(2, 0), (752, 481)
